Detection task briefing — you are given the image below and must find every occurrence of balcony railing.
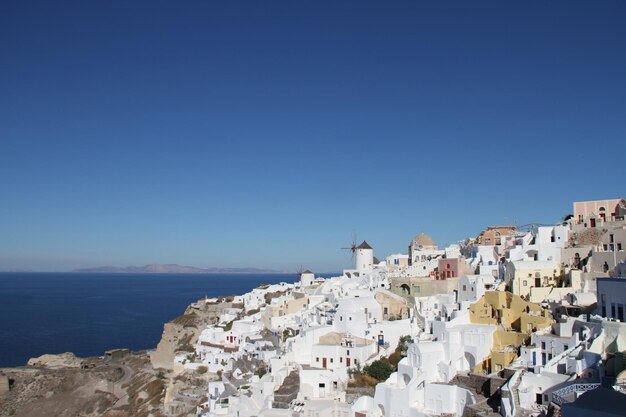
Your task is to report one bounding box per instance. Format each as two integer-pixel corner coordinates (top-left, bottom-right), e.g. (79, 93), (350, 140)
(551, 383), (600, 406)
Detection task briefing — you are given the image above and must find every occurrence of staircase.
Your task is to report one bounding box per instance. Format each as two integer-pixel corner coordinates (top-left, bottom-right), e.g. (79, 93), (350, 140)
(414, 310), (426, 332)
(506, 370), (523, 417)
(272, 371), (300, 409)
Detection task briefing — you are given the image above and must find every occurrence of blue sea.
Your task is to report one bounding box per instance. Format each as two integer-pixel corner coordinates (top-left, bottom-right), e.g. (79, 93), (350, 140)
(0, 272), (304, 367)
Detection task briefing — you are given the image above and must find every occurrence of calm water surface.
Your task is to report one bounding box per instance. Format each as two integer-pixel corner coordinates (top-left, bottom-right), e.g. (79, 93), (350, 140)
(0, 272), (299, 367)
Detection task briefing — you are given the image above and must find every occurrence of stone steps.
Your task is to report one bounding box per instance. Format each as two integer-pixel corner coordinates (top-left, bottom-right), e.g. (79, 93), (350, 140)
(273, 371), (300, 409)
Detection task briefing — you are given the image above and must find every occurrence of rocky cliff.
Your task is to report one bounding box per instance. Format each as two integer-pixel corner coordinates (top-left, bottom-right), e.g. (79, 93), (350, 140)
(150, 298), (237, 371)
(0, 296), (238, 417)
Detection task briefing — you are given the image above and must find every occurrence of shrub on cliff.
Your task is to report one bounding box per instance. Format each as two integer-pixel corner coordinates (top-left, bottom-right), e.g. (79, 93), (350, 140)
(363, 359), (393, 382)
(397, 335), (414, 355)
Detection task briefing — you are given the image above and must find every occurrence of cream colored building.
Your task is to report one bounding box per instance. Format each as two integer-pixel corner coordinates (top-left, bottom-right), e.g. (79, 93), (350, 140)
(262, 293), (308, 329)
(385, 253), (409, 270)
(374, 289), (409, 320)
(311, 332), (376, 370)
(504, 260), (562, 298)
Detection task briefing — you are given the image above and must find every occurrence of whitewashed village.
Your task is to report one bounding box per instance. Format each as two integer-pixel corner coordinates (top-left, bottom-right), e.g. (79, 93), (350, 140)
(154, 198), (626, 417)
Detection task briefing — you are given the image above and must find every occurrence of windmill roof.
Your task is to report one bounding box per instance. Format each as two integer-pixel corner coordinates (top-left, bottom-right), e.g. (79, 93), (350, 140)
(357, 241), (372, 249)
(302, 270), (313, 274)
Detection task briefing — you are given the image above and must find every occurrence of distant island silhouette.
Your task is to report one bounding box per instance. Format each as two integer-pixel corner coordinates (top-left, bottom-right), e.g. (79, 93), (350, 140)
(72, 264), (287, 274)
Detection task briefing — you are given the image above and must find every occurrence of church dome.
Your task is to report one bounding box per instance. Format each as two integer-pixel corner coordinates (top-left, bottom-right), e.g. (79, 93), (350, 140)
(412, 233), (437, 249)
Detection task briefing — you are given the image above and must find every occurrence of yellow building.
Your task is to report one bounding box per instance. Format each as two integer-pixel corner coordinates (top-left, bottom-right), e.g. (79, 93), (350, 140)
(470, 291), (553, 372)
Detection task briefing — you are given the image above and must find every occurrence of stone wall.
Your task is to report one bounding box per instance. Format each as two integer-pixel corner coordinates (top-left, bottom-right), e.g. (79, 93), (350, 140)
(389, 276), (460, 299)
(454, 373), (507, 398)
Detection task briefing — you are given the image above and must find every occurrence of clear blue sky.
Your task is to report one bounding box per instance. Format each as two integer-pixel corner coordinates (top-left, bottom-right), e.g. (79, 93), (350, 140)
(1, 1), (625, 272)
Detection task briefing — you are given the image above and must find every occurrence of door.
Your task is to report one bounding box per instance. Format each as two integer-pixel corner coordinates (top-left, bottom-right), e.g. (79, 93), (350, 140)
(590, 218), (596, 227)
(346, 358), (351, 367)
(322, 358), (327, 368)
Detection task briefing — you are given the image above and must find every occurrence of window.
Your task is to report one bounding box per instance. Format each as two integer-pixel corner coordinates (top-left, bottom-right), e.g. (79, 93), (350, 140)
(340, 357), (343, 363)
(619, 243), (623, 251)
(463, 285), (467, 291)
(349, 317), (352, 321)
(541, 342), (546, 350)
(346, 350), (350, 356)
(523, 280), (528, 286)
(330, 358), (334, 363)
(316, 357), (319, 362)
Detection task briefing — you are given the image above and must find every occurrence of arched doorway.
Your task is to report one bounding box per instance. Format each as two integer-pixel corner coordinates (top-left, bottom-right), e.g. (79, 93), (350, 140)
(403, 373), (411, 386)
(400, 284), (410, 296)
(465, 352), (476, 370)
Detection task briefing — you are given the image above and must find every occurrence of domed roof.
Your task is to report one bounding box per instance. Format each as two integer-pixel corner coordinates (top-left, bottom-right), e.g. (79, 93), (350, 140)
(412, 233), (437, 248)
